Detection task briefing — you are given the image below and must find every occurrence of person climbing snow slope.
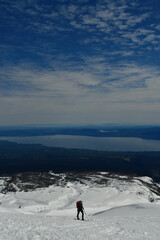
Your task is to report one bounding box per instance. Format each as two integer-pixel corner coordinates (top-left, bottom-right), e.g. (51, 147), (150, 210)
(76, 200), (84, 220)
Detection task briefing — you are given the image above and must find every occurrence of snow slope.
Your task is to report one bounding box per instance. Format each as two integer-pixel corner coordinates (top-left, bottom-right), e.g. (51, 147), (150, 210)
(0, 172), (160, 240)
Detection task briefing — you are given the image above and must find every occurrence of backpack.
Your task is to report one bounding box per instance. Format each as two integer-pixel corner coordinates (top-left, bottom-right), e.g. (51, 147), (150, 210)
(76, 201), (82, 208)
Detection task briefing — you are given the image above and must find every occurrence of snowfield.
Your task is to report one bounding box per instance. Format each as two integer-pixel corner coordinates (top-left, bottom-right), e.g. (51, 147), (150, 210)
(0, 172), (160, 240)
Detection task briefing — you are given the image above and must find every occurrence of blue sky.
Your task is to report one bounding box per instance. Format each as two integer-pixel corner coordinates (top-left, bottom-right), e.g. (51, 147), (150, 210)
(0, 0), (160, 125)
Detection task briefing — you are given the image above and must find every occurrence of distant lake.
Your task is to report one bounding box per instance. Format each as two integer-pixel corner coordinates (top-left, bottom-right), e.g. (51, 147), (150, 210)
(0, 135), (160, 151)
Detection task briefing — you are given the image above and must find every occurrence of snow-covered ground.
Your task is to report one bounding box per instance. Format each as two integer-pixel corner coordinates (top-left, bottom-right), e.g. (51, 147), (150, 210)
(0, 173), (160, 240)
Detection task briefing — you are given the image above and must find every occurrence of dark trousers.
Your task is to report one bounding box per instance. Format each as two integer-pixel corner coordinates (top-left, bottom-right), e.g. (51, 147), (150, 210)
(77, 208), (84, 220)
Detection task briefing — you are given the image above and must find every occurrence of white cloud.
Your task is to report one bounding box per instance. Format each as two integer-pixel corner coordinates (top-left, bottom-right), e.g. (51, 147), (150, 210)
(1, 59), (160, 102)
(1, 0), (158, 50)
(1, 59), (160, 125)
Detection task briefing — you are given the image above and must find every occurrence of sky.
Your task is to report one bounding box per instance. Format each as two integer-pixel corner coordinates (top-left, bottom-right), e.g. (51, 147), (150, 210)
(0, 0), (160, 126)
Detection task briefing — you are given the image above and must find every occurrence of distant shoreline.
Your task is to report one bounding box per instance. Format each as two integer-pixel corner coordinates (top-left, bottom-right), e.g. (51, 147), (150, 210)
(1, 135), (160, 152)
(0, 125), (160, 140)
